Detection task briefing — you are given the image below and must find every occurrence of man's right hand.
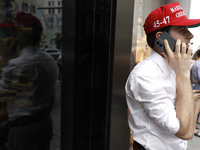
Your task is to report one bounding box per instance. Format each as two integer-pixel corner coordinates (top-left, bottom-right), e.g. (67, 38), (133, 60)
(163, 39), (195, 140)
(163, 39), (192, 77)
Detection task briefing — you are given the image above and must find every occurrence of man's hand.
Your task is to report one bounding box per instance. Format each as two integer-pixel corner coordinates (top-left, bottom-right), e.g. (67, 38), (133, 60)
(163, 39), (195, 140)
(163, 39), (192, 77)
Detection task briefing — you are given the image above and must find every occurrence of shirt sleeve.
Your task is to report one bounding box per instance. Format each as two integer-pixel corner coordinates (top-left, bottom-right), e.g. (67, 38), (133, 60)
(2, 62), (38, 91)
(197, 64), (200, 81)
(130, 75), (180, 135)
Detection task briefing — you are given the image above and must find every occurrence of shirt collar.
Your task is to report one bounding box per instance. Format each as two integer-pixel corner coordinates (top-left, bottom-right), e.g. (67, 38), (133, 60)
(149, 50), (173, 76)
(20, 45), (39, 55)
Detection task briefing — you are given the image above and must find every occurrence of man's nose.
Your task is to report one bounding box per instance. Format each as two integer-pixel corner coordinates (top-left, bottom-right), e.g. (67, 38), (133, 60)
(188, 31), (194, 40)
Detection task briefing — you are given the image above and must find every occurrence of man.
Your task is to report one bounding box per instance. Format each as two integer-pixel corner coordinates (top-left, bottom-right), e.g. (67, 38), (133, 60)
(0, 11), (57, 150)
(125, 2), (200, 150)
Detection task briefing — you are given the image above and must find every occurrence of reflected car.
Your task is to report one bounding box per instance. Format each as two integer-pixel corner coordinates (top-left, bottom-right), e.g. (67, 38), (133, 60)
(45, 48), (61, 60)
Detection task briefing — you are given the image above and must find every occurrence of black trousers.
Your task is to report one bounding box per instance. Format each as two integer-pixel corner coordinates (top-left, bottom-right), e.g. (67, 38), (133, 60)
(133, 141), (146, 150)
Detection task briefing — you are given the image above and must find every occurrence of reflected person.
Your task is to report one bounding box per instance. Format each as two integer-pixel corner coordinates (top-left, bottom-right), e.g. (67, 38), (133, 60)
(0, 11), (57, 150)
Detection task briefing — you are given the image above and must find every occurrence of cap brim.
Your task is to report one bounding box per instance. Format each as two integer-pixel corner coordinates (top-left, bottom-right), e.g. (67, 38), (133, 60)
(172, 19), (200, 28)
(0, 23), (15, 28)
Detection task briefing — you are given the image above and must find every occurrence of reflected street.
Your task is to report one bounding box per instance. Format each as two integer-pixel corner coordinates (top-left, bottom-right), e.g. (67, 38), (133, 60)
(51, 81), (61, 150)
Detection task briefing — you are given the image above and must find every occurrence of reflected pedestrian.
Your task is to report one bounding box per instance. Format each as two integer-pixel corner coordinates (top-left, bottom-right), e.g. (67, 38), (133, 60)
(0, 11), (57, 150)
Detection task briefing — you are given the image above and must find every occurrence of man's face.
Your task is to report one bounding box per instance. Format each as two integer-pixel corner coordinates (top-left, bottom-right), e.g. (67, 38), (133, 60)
(168, 26), (194, 48)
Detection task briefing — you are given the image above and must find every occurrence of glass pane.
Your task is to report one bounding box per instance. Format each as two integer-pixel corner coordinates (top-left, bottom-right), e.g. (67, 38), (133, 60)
(0, 0), (62, 150)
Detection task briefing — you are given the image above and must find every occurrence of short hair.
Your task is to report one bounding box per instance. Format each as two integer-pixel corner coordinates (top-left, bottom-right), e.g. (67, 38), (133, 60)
(195, 49), (200, 58)
(146, 26), (172, 49)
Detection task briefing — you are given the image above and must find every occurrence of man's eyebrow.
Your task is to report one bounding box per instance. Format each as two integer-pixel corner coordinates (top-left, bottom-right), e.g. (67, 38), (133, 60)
(176, 26), (187, 31)
(180, 26), (188, 29)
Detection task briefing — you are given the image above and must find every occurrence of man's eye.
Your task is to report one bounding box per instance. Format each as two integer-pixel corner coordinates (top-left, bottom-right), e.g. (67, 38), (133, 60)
(180, 28), (187, 33)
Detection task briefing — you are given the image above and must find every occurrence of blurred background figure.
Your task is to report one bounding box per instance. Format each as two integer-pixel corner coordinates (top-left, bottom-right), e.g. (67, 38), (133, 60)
(190, 49), (200, 137)
(191, 50), (200, 91)
(0, 11), (57, 150)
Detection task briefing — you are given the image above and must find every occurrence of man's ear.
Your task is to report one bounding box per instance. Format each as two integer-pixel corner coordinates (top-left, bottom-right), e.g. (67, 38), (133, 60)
(155, 31), (163, 39)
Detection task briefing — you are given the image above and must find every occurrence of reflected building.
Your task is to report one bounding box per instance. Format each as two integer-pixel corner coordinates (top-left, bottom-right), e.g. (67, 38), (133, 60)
(14, 0), (43, 14)
(0, 0), (62, 50)
(39, 0), (62, 49)
(14, 0), (62, 49)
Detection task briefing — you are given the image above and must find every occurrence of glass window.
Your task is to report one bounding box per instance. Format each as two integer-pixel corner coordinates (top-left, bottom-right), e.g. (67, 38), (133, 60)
(22, 2), (28, 12)
(0, 0), (62, 149)
(30, 5), (36, 14)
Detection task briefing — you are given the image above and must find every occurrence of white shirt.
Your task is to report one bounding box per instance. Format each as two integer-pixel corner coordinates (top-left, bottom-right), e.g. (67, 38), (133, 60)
(0, 46), (57, 121)
(125, 50), (187, 150)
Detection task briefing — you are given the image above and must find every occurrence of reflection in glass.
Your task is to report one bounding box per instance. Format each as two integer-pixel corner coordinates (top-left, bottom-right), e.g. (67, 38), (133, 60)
(0, 0), (62, 149)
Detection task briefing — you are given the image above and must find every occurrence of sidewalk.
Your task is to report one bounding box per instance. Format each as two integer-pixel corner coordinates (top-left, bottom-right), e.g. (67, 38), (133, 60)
(50, 82), (61, 150)
(187, 123), (200, 150)
(188, 135), (200, 150)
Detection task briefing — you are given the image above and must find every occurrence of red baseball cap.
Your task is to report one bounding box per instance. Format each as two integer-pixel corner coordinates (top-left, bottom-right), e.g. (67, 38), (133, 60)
(143, 2), (200, 35)
(0, 11), (42, 30)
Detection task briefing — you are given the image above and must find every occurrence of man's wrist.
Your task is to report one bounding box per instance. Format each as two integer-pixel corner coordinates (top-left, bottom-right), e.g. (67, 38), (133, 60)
(176, 75), (190, 82)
